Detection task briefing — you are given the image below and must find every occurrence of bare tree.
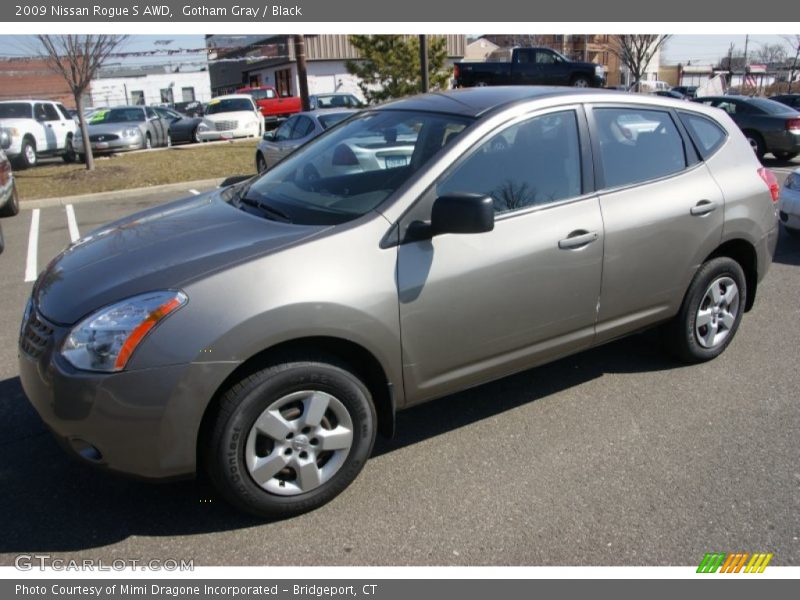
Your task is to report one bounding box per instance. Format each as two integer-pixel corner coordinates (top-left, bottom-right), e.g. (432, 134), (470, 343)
(751, 43), (787, 68)
(35, 35), (127, 171)
(609, 35), (672, 91)
(784, 35), (800, 93)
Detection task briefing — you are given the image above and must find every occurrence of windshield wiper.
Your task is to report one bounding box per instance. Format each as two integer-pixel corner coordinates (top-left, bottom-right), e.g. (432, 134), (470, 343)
(239, 195), (293, 223)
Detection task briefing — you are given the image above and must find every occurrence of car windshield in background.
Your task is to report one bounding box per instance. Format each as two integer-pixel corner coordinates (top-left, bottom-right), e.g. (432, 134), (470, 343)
(89, 108), (145, 123)
(231, 110), (473, 226)
(747, 97), (798, 115)
(318, 112), (352, 130)
(207, 99), (253, 114)
(0, 103), (33, 119)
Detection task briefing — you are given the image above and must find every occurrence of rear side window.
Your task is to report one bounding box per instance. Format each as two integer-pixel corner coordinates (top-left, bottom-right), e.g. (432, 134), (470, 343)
(593, 108), (687, 189)
(678, 112), (727, 157)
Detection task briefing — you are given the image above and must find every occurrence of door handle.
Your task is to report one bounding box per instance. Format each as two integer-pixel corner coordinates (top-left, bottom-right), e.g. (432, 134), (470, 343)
(690, 200), (718, 216)
(558, 230), (599, 250)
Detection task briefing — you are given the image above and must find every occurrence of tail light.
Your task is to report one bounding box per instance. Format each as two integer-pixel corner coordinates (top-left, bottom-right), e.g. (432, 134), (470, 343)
(453, 64), (460, 79)
(757, 167), (780, 203)
(786, 118), (800, 132)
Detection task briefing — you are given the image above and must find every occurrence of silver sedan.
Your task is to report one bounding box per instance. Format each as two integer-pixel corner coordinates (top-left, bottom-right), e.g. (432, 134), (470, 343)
(255, 109), (355, 173)
(73, 106), (172, 158)
(778, 167), (800, 237)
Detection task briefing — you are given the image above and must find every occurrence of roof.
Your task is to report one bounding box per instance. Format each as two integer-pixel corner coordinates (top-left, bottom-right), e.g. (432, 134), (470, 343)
(211, 94), (254, 101)
(378, 86), (613, 117)
(0, 99), (60, 104)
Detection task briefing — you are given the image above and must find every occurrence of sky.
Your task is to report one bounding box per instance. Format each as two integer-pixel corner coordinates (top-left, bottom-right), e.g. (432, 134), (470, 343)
(1, 33), (796, 68)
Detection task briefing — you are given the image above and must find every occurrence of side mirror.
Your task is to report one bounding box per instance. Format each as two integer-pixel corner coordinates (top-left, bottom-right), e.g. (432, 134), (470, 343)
(430, 193), (494, 236)
(262, 131), (275, 142)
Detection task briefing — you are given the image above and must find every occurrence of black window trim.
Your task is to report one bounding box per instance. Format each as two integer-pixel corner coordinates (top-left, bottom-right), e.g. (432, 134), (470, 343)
(584, 102), (702, 194)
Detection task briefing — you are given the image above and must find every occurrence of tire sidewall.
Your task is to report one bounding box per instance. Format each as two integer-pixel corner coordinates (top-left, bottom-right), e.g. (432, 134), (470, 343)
(211, 362), (376, 518)
(678, 258), (747, 362)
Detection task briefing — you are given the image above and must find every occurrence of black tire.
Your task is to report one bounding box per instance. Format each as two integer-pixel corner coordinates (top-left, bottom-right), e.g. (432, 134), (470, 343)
(145, 133), (152, 150)
(664, 257), (747, 364)
(62, 135), (76, 163)
(17, 137), (37, 169)
(77, 153), (86, 163)
(743, 130), (766, 160)
(192, 126), (201, 144)
(256, 152), (267, 173)
(0, 186), (19, 217)
(205, 355), (377, 519)
(773, 151), (798, 161)
(571, 75), (591, 88)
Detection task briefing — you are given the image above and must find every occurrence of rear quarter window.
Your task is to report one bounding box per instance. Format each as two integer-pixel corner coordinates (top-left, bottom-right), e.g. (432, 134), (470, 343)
(678, 112), (728, 158)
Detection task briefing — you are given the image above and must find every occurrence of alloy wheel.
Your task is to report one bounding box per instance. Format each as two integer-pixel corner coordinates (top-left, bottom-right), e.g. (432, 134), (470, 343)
(695, 276), (740, 349)
(245, 390), (354, 496)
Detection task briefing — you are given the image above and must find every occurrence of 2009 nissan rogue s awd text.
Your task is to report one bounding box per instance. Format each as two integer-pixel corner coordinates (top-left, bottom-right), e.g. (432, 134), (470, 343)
(19, 88), (779, 518)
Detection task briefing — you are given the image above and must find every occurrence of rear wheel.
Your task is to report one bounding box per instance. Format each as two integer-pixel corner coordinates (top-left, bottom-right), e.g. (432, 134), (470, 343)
(205, 355), (376, 518)
(192, 126), (201, 144)
(145, 133), (152, 150)
(773, 151), (798, 161)
(62, 135), (76, 163)
(571, 75), (591, 88)
(664, 257), (746, 363)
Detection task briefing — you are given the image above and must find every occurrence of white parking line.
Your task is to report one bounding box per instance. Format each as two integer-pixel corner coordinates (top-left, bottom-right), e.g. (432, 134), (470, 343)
(24, 209), (40, 283)
(188, 189), (200, 195)
(65, 204), (80, 243)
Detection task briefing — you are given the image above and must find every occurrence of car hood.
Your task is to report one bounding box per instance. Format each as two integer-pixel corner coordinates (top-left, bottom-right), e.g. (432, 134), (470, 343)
(204, 111), (257, 122)
(83, 122), (142, 135)
(34, 191), (328, 325)
(0, 118), (34, 130)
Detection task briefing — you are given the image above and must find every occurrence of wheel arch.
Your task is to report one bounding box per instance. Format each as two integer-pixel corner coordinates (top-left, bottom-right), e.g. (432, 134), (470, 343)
(704, 238), (758, 311)
(197, 335), (396, 471)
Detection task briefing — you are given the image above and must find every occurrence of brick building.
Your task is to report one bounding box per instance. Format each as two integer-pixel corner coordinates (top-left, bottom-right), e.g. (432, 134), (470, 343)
(0, 58), (76, 106)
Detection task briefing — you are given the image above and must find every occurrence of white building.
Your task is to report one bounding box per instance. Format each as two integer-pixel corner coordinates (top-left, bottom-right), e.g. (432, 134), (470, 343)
(90, 66), (212, 108)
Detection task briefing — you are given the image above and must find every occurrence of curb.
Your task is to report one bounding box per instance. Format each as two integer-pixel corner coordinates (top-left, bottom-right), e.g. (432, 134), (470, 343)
(20, 177), (226, 209)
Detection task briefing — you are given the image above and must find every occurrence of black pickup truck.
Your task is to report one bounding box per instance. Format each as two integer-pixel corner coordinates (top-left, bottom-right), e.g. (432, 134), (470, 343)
(454, 47), (605, 88)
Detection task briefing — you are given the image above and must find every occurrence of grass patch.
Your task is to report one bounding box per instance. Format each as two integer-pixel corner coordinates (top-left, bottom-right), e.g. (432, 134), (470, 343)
(15, 139), (259, 200)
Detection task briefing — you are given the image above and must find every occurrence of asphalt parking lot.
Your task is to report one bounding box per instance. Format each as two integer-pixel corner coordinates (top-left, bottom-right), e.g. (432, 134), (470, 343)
(0, 167), (798, 567)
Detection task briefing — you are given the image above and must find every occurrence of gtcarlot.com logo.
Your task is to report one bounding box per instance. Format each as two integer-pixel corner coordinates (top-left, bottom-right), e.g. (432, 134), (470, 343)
(697, 552), (773, 573)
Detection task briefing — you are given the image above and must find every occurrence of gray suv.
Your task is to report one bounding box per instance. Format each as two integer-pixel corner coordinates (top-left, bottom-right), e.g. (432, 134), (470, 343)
(19, 88), (779, 518)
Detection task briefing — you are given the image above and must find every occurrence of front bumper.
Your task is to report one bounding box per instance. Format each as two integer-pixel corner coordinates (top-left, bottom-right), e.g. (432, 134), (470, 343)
(74, 138), (144, 154)
(18, 308), (236, 480)
(197, 128), (256, 141)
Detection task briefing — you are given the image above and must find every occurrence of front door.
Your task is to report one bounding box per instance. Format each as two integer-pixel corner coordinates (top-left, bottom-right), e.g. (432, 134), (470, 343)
(397, 108), (604, 404)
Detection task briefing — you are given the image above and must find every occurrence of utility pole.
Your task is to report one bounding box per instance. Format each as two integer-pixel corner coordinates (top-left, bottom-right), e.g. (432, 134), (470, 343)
(293, 34), (310, 111)
(742, 34), (750, 89)
(419, 35), (429, 93)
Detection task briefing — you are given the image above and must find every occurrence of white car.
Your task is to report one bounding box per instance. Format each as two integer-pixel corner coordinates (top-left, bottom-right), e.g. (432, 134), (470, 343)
(0, 100), (78, 168)
(778, 168), (800, 237)
(196, 95), (263, 142)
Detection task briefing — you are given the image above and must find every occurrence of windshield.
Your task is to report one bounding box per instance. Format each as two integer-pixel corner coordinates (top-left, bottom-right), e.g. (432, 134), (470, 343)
(207, 98), (254, 114)
(318, 112), (353, 129)
(227, 110), (472, 226)
(0, 103), (33, 119)
(89, 108), (145, 124)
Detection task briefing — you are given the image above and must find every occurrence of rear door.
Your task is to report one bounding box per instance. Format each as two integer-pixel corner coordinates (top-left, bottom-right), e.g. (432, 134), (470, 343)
(397, 106), (604, 404)
(587, 104), (725, 343)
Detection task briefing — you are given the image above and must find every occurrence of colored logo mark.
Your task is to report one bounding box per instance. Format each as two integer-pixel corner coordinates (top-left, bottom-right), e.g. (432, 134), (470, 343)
(697, 552), (773, 573)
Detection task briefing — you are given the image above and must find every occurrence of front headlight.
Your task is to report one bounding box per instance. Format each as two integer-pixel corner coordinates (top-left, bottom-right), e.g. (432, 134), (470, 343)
(785, 172), (800, 191)
(61, 290), (187, 372)
(197, 122), (210, 131)
(595, 65), (604, 77)
(123, 128), (140, 138)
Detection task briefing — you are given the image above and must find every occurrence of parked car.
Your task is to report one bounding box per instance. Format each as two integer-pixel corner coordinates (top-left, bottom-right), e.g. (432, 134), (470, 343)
(0, 99), (77, 168)
(153, 106), (204, 144)
(454, 47), (605, 88)
(173, 100), (205, 118)
(694, 95), (800, 160)
(237, 86), (302, 124)
(639, 80), (672, 92)
(73, 106), (172, 158)
(769, 94), (800, 110)
(308, 94), (365, 110)
(654, 90), (686, 100)
(255, 109), (356, 172)
(196, 95), (263, 142)
(778, 167), (800, 237)
(0, 132), (20, 255)
(673, 85), (698, 99)
(19, 88), (779, 518)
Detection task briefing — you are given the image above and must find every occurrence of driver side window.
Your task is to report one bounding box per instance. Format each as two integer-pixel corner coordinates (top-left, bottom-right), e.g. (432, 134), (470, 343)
(274, 118), (295, 141)
(437, 110), (583, 214)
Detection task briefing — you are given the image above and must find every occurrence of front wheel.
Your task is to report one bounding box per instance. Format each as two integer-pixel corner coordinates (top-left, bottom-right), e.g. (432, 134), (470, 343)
(744, 131), (766, 160)
(664, 257), (746, 363)
(256, 152), (267, 173)
(0, 186), (19, 217)
(62, 136), (77, 163)
(571, 75), (591, 88)
(205, 355), (376, 518)
(18, 138), (37, 169)
(773, 151), (798, 161)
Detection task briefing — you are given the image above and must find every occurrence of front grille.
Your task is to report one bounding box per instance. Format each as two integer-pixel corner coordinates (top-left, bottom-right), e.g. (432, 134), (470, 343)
(214, 120), (238, 131)
(20, 309), (54, 359)
(89, 133), (120, 142)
